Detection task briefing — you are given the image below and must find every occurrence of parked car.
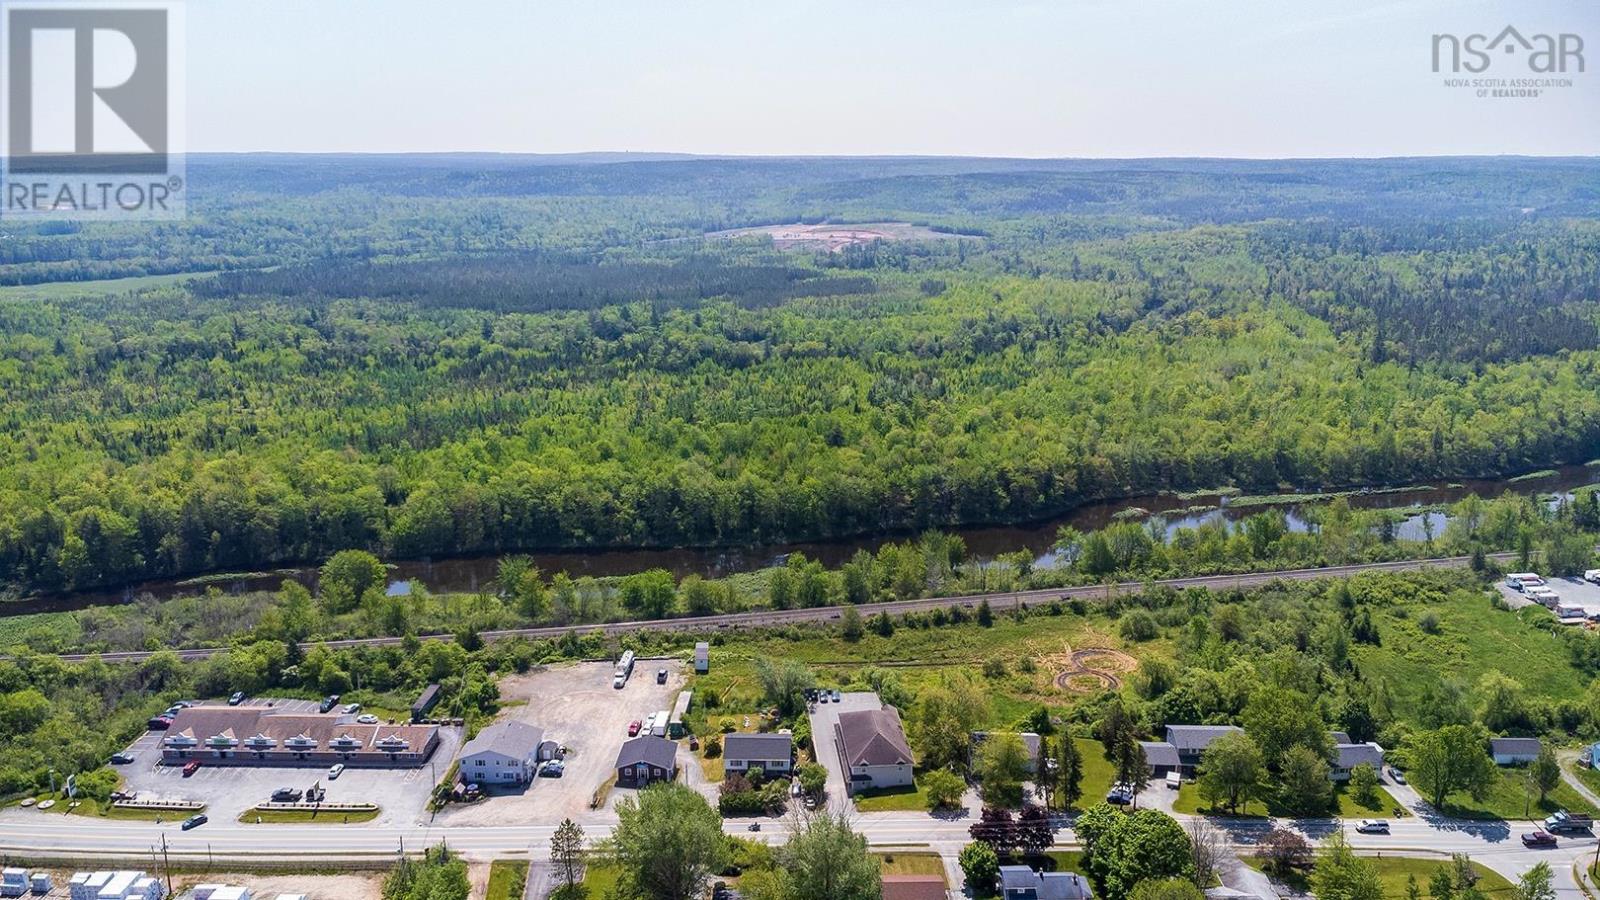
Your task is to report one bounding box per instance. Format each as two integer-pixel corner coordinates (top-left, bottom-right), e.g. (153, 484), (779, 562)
(182, 760), (201, 777)
(328, 763), (345, 779)
(1385, 766), (1406, 784)
(540, 761), (564, 778)
(319, 694), (341, 713)
(356, 714), (379, 724)
(228, 691), (245, 706)
(628, 720), (642, 736)
(147, 715), (174, 730)
(181, 814), (208, 830)
(342, 703), (361, 715)
(1105, 788), (1134, 805)
(1523, 830), (1558, 848)
(1355, 819), (1389, 834)
(1585, 569), (1600, 585)
(656, 668), (668, 684)
(165, 704), (185, 716)
(110, 752), (136, 765)
(831, 689), (841, 702)
(816, 693), (828, 704)
(271, 788), (304, 802)
(306, 785), (325, 802)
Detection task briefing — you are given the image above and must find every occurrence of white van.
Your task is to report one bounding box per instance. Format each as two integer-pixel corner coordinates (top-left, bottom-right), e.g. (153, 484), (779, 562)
(1507, 573), (1544, 591)
(1165, 771), (1182, 790)
(1584, 569), (1600, 585)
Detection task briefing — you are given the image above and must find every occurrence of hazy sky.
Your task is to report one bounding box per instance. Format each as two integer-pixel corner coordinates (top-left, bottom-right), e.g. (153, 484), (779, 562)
(184, 0), (1600, 157)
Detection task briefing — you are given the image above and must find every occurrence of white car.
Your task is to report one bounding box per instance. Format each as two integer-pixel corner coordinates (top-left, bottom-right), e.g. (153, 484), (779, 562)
(1585, 569), (1600, 585)
(342, 703), (361, 715)
(328, 763), (345, 779)
(356, 714), (379, 724)
(1355, 819), (1389, 834)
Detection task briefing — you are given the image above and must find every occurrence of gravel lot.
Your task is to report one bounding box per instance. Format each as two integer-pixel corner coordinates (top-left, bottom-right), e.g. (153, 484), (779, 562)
(113, 697), (460, 826)
(1497, 575), (1600, 619)
(441, 659), (688, 825)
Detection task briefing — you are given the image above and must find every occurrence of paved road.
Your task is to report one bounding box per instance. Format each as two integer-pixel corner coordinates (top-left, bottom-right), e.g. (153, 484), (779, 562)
(45, 552), (1513, 664)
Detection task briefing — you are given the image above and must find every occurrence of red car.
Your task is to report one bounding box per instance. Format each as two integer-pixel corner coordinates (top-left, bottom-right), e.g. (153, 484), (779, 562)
(1522, 831), (1557, 848)
(182, 760), (201, 777)
(627, 720), (642, 736)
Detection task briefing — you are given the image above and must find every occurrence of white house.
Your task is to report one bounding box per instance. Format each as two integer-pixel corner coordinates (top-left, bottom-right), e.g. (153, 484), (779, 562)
(835, 706), (914, 793)
(722, 733), (793, 777)
(1491, 737), (1542, 766)
(458, 721), (547, 784)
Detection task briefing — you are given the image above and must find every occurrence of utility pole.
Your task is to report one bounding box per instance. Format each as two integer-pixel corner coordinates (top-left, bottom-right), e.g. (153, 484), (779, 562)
(160, 833), (173, 898)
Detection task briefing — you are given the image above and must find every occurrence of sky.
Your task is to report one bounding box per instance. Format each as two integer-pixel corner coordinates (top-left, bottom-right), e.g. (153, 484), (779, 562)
(180, 0), (1600, 157)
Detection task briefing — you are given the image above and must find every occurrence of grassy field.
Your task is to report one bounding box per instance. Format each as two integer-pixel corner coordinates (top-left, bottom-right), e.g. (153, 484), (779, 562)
(1571, 761), (1600, 796)
(486, 860), (529, 900)
(1430, 767), (1598, 821)
(1172, 781), (1402, 818)
(0, 270), (217, 300)
(238, 806), (381, 824)
(876, 851), (946, 879)
(1076, 739), (1117, 810)
(1355, 592), (1587, 717)
(1248, 856), (1512, 897)
(0, 609), (78, 650)
(855, 777), (933, 812)
(583, 863), (623, 897)
(688, 611), (1167, 735)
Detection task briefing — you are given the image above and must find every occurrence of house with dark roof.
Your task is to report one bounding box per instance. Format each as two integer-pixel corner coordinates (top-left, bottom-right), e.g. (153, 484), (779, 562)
(883, 874), (948, 900)
(835, 706), (914, 793)
(616, 736), (678, 787)
(997, 865), (1093, 900)
(1331, 742), (1385, 782)
(1140, 741), (1183, 777)
(459, 721), (547, 784)
(723, 733), (793, 778)
(1491, 737), (1542, 766)
(1160, 724), (1243, 775)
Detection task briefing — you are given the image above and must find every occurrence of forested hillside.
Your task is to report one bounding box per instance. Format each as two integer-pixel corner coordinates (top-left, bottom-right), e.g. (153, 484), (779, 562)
(0, 156), (1598, 592)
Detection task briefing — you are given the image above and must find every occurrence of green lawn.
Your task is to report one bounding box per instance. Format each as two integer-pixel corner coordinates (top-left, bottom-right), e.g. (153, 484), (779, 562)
(877, 852), (946, 879)
(1246, 856), (1512, 898)
(1371, 858), (1513, 899)
(583, 863), (623, 897)
(1570, 761), (1600, 796)
(855, 777), (932, 812)
(0, 270), (217, 300)
(1075, 739), (1117, 810)
(486, 860), (529, 900)
(1430, 767), (1598, 821)
(1172, 781), (1401, 818)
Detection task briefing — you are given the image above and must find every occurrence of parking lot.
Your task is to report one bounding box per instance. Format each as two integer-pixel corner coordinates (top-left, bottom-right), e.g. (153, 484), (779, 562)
(441, 659), (687, 825)
(805, 691), (884, 807)
(1497, 574), (1600, 620)
(112, 698), (460, 826)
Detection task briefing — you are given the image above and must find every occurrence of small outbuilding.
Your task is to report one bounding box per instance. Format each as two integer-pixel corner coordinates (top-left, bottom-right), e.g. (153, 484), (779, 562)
(411, 684), (441, 722)
(694, 642), (710, 673)
(1491, 737), (1542, 766)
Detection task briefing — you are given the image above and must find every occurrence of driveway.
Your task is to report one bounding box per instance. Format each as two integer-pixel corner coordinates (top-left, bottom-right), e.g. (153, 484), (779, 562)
(805, 691), (884, 808)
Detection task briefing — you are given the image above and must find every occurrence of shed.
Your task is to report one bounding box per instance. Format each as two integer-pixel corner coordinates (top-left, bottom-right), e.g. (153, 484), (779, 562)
(1491, 737), (1542, 766)
(411, 684), (441, 722)
(694, 642), (709, 673)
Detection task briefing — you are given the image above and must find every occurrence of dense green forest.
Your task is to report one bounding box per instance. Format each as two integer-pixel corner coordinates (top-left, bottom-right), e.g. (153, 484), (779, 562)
(1, 156), (1598, 592)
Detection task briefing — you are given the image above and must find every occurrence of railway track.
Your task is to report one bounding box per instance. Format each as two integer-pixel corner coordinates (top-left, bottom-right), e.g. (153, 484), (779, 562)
(39, 551), (1513, 664)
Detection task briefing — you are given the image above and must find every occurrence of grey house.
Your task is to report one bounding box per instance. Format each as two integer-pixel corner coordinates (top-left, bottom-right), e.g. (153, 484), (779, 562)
(459, 721), (547, 784)
(1143, 724), (1243, 776)
(836, 706), (914, 793)
(997, 865), (1093, 900)
(1331, 742), (1385, 781)
(1491, 737), (1542, 766)
(616, 736), (678, 787)
(723, 733), (793, 777)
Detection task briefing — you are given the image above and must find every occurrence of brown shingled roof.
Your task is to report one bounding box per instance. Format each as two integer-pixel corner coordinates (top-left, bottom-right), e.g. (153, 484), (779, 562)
(837, 707), (913, 767)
